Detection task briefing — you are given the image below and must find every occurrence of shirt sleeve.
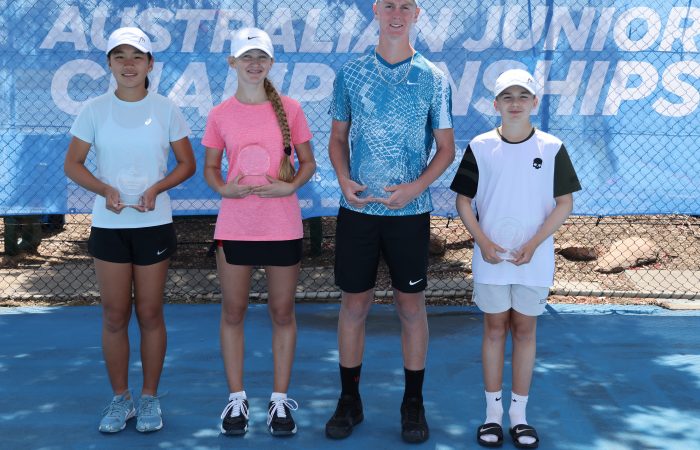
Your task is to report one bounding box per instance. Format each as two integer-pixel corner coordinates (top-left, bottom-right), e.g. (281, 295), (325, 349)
(430, 71), (453, 130)
(168, 103), (191, 142)
(553, 144), (582, 197)
(69, 103), (95, 144)
(329, 66), (350, 122)
(201, 109), (224, 150)
(449, 145), (478, 197)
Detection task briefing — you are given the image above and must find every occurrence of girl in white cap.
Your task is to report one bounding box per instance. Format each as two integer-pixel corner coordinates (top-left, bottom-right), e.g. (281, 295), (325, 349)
(202, 27), (316, 437)
(64, 26), (195, 433)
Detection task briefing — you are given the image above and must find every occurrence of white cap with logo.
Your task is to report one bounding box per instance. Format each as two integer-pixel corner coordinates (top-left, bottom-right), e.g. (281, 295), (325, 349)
(230, 27), (274, 58)
(493, 69), (537, 97)
(106, 27), (152, 54)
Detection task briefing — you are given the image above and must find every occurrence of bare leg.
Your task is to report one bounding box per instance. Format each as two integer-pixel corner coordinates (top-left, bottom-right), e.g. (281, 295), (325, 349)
(510, 311), (537, 396)
(265, 264), (300, 393)
(94, 258), (134, 395)
(393, 289), (429, 370)
(133, 259), (170, 396)
(217, 249), (252, 392)
(482, 311), (511, 392)
(337, 290), (374, 367)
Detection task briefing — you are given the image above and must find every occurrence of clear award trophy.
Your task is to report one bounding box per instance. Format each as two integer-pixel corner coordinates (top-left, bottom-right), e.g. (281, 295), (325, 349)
(491, 217), (525, 261)
(116, 166), (149, 206)
(238, 144), (271, 185)
(357, 160), (400, 198)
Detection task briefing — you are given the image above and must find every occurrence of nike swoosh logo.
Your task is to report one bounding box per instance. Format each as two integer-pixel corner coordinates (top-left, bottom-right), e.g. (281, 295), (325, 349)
(247, 36), (258, 40)
(408, 279), (423, 286)
(513, 427), (530, 434)
(156, 248), (168, 255)
(495, 397), (501, 401)
(480, 426), (499, 433)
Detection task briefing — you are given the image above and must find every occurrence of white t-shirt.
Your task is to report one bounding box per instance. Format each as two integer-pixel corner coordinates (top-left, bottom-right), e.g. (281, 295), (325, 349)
(450, 128), (581, 287)
(70, 91), (190, 228)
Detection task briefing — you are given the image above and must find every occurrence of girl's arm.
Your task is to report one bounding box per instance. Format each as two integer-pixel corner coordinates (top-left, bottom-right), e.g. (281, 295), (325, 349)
(253, 141), (317, 198)
(203, 147), (254, 199)
(64, 136), (125, 213)
(139, 137), (196, 211)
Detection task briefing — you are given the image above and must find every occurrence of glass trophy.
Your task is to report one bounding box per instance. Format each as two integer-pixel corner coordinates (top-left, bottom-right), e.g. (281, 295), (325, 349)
(357, 160), (400, 199)
(491, 217), (525, 261)
(238, 144), (271, 185)
(116, 166), (149, 206)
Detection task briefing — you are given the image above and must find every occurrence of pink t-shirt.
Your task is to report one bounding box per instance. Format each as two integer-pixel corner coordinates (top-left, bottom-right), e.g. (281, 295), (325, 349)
(202, 95), (312, 241)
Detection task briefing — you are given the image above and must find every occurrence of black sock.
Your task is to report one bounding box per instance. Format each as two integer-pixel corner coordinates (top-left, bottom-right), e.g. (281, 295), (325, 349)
(340, 364), (362, 399)
(403, 367), (425, 403)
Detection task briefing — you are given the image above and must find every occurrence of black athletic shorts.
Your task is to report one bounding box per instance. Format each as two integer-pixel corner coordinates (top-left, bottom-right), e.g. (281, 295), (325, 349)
(334, 207), (429, 293)
(218, 239), (302, 266)
(88, 223), (177, 265)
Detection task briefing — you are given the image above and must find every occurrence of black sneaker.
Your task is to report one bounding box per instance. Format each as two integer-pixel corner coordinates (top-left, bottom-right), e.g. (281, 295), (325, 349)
(401, 397), (429, 443)
(267, 398), (299, 436)
(325, 394), (364, 439)
(220, 397), (249, 435)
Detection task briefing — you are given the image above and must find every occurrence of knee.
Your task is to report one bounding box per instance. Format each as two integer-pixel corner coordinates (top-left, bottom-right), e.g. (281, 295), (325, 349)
(510, 322), (536, 343)
(268, 304), (295, 327)
(135, 304), (164, 330)
(341, 295), (372, 321)
(394, 298), (424, 322)
(484, 320), (509, 342)
(103, 308), (131, 333)
(221, 303), (247, 328)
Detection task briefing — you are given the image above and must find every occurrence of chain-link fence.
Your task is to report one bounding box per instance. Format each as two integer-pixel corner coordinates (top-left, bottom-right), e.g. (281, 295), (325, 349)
(1, 1), (699, 301)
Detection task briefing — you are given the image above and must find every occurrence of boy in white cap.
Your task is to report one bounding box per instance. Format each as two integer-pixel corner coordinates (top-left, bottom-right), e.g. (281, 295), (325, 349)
(450, 69), (581, 448)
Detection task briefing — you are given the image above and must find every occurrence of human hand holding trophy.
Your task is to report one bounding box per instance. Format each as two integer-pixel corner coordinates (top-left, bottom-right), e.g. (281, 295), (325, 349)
(116, 165), (150, 210)
(491, 217), (525, 262)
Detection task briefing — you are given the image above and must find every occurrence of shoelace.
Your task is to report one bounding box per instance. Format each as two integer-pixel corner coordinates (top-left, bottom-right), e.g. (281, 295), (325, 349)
(103, 396), (131, 418)
(268, 398), (299, 420)
(220, 398), (249, 419)
(139, 396), (159, 416)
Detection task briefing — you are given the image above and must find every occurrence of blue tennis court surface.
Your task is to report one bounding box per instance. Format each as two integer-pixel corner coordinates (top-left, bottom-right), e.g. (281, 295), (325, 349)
(2, 303), (699, 449)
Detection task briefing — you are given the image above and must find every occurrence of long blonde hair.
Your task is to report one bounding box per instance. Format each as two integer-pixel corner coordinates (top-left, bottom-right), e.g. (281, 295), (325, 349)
(263, 78), (295, 182)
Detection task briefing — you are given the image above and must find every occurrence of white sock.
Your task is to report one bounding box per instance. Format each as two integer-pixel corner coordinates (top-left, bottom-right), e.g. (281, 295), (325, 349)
(509, 392), (536, 445)
(270, 392), (287, 402)
(228, 390), (246, 401)
(479, 390), (503, 444)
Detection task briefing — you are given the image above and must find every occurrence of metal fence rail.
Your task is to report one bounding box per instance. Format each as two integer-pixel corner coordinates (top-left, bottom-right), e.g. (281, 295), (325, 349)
(2, 214), (698, 301)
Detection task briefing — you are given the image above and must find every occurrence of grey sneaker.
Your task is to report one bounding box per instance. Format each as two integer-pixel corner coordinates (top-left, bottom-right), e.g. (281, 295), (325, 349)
(136, 395), (163, 432)
(98, 392), (135, 433)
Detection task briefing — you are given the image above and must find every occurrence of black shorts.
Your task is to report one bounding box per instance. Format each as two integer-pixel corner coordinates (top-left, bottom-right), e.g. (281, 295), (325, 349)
(88, 223), (177, 265)
(334, 207), (429, 293)
(218, 239), (302, 266)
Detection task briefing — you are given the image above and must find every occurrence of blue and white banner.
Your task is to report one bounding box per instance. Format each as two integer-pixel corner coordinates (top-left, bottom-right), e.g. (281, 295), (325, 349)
(1, 0), (699, 217)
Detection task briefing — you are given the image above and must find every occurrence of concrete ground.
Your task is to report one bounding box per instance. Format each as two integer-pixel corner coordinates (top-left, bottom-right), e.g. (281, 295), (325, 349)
(2, 303), (700, 449)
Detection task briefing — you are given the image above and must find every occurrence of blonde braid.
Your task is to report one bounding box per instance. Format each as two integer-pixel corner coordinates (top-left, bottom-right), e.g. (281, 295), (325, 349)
(264, 78), (295, 182)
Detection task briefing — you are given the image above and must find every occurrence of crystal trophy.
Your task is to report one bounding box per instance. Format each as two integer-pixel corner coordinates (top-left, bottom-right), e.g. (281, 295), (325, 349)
(357, 160), (400, 199)
(238, 144), (271, 185)
(116, 166), (149, 206)
(491, 217), (525, 261)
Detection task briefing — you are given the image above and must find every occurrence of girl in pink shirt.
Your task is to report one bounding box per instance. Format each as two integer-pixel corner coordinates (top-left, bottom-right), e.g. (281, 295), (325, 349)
(202, 27), (315, 437)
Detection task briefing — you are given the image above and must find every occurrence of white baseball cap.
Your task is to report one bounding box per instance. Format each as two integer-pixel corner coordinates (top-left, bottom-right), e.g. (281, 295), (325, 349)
(493, 69), (537, 97)
(106, 27), (152, 54)
(230, 27), (274, 58)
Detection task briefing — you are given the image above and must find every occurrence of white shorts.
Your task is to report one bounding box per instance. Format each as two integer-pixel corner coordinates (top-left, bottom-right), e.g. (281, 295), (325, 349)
(472, 283), (550, 316)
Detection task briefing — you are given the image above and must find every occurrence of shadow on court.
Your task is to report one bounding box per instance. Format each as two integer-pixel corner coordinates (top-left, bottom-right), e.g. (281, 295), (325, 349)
(1, 303), (700, 449)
